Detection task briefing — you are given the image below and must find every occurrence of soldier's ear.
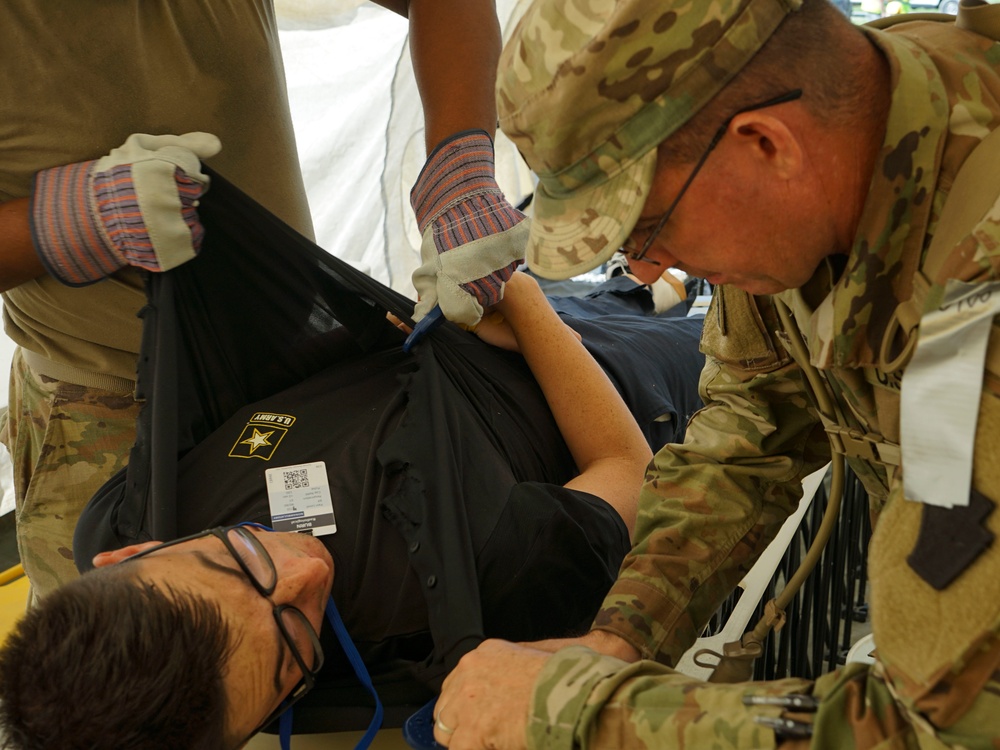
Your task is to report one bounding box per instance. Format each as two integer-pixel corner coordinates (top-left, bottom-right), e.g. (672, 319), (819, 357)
(92, 541), (163, 568)
(729, 111), (804, 181)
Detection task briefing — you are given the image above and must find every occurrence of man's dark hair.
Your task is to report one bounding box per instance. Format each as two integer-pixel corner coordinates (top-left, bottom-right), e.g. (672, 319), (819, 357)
(0, 565), (236, 750)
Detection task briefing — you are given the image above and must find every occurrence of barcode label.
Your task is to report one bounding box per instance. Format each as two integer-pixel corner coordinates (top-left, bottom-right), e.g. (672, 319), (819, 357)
(265, 461), (337, 536)
(282, 467), (310, 491)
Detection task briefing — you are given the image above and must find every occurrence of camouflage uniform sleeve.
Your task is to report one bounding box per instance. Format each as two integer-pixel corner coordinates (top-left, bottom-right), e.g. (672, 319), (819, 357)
(527, 645), (808, 749)
(592, 288), (832, 665)
(526, 647), (634, 750)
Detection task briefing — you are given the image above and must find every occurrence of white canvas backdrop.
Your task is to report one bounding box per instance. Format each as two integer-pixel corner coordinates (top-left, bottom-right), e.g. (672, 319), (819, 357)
(277, 0), (536, 293)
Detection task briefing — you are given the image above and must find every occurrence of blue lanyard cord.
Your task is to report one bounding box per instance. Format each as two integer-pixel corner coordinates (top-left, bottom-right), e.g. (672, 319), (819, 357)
(326, 595), (384, 748)
(279, 709), (294, 750)
(280, 598), (383, 750)
(235, 524), (383, 750)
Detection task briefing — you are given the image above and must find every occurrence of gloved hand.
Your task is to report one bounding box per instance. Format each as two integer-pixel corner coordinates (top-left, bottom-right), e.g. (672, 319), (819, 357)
(30, 132), (222, 286)
(408, 129), (529, 333)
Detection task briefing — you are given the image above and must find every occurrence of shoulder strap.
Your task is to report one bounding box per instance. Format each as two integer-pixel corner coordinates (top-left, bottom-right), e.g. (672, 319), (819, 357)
(865, 0), (1000, 36)
(922, 124), (1000, 285)
(773, 126), (1000, 461)
(864, 11), (954, 30)
(879, 124), (1000, 371)
(957, 0), (1000, 41)
(909, 123), (1000, 316)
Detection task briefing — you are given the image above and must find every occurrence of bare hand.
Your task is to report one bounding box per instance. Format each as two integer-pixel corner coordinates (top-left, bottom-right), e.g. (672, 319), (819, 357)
(433, 639), (548, 749)
(472, 273), (583, 352)
(523, 629), (640, 661)
(470, 310), (517, 351)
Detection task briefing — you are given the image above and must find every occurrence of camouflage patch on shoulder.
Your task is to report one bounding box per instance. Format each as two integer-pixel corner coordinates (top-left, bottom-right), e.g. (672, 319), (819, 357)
(700, 286), (791, 372)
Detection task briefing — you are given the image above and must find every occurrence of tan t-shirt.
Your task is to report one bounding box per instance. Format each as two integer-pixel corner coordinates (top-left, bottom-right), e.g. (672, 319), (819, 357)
(1, 1), (314, 385)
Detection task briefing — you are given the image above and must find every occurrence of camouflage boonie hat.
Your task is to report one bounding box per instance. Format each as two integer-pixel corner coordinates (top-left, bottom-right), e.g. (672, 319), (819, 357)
(498, 0), (803, 279)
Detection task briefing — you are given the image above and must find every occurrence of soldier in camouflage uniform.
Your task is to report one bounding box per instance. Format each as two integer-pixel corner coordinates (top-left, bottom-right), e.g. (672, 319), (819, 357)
(0, 4), (315, 606)
(433, 0), (1000, 747)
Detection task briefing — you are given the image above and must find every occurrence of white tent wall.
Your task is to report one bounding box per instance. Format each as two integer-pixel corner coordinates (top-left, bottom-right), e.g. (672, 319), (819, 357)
(278, 0), (536, 294)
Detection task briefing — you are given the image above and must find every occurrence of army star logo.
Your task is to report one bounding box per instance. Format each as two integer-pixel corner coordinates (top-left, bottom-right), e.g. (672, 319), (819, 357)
(228, 412), (296, 460)
(242, 428), (274, 453)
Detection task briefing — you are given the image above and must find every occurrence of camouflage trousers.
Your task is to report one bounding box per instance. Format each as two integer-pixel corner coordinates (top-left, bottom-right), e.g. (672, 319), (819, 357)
(544, 647), (1000, 749)
(1, 349), (139, 605)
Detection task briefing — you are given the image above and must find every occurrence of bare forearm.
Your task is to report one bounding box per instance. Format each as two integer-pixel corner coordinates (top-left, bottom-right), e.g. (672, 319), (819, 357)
(498, 274), (646, 464)
(0, 198), (47, 292)
(497, 274), (652, 530)
(407, 0), (501, 149)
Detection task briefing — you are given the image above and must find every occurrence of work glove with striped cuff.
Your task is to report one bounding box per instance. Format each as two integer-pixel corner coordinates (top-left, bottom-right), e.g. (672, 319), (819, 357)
(30, 132), (222, 286)
(409, 130), (528, 329)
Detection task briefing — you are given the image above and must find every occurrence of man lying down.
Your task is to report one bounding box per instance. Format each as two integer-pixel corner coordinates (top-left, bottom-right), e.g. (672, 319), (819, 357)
(0, 272), (705, 749)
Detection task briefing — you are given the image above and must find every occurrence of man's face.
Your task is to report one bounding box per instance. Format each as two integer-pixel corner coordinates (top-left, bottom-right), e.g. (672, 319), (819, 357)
(624, 124), (839, 295)
(103, 529), (334, 740)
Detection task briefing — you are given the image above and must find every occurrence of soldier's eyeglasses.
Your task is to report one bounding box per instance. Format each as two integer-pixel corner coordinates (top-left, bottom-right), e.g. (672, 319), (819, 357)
(124, 525), (325, 738)
(622, 89), (803, 265)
